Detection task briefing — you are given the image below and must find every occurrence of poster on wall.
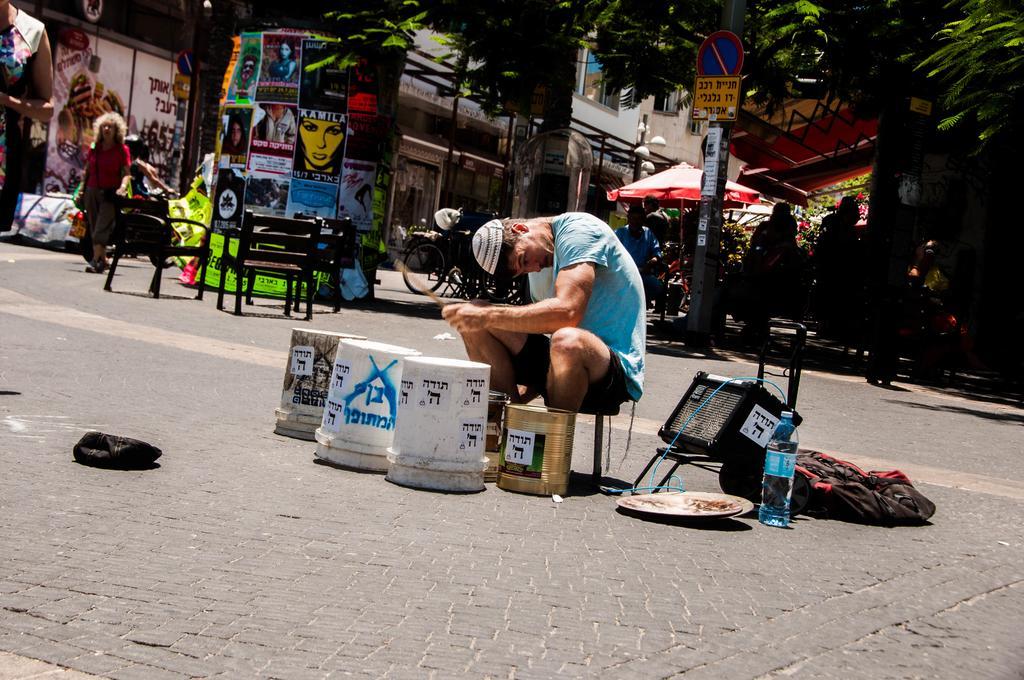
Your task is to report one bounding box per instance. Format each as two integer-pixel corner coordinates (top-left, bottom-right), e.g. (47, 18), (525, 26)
(256, 33), (301, 103)
(285, 177), (339, 218)
(226, 33), (261, 104)
(299, 38), (347, 111)
(219, 35), (240, 102)
(217, 106), (252, 168)
(343, 113), (389, 161)
(347, 58), (378, 115)
(130, 50), (180, 186)
(337, 159), (375, 232)
(212, 167), (246, 232)
(44, 34), (133, 193)
(245, 174), (290, 217)
(285, 108), (344, 218)
(292, 109), (345, 181)
(247, 103), (296, 175)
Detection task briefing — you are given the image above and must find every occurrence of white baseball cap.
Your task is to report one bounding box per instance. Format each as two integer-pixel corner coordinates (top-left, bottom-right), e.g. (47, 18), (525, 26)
(472, 219), (505, 276)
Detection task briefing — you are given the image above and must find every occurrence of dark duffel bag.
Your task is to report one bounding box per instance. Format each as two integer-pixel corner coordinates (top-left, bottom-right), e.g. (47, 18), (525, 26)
(796, 450), (936, 526)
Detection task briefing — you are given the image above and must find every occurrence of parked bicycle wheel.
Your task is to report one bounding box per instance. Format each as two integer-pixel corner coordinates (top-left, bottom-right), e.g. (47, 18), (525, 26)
(402, 240), (447, 294)
(483, 275), (530, 305)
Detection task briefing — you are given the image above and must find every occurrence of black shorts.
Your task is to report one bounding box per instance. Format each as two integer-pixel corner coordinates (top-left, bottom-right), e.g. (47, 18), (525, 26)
(510, 334), (631, 414)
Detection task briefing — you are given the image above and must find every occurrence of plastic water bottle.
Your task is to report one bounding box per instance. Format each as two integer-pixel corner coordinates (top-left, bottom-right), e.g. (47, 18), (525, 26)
(759, 411), (798, 528)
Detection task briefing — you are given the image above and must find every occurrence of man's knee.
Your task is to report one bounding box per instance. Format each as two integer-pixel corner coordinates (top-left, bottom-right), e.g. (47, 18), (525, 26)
(549, 327), (589, 362)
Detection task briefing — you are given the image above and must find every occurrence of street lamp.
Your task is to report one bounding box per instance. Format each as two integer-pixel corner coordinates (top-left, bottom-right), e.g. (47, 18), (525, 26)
(632, 117), (649, 181)
(633, 119), (667, 180)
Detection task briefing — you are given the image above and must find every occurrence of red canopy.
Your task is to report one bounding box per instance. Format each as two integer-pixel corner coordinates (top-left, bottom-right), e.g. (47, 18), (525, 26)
(730, 100), (877, 206)
(606, 164), (761, 205)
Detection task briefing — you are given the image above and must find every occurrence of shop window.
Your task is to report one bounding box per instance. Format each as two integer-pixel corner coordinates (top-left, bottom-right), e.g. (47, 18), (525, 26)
(454, 166), (475, 198)
(389, 157), (440, 256)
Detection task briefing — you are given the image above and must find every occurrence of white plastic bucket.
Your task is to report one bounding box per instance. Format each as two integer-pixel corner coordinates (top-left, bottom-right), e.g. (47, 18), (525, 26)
(275, 328), (365, 440)
(314, 339), (421, 471)
(385, 356), (491, 492)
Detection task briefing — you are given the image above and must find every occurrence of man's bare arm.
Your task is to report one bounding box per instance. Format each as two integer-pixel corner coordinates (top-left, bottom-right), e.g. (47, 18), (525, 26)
(442, 262), (595, 335)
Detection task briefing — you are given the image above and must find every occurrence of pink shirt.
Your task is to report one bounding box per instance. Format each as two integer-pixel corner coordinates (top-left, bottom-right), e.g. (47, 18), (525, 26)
(85, 144), (131, 189)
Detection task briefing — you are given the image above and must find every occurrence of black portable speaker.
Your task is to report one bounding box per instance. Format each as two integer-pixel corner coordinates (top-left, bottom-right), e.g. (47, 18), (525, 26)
(658, 371), (791, 464)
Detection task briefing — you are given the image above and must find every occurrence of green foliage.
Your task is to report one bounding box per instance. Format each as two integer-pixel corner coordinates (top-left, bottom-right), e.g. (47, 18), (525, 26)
(591, 0), (712, 102)
(322, 1), (434, 69)
(311, 0), (1019, 152)
(721, 220), (751, 267)
(741, 1), (955, 117)
(919, 0), (1024, 148)
(433, 0), (603, 125)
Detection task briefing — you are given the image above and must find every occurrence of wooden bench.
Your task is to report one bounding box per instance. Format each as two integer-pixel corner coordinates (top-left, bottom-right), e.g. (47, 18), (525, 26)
(104, 197), (210, 299)
(216, 211), (321, 319)
(292, 215), (357, 312)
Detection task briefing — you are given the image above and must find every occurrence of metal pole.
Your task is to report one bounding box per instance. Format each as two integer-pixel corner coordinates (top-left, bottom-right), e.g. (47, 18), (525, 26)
(499, 113), (515, 215)
(685, 0), (745, 346)
(721, 0), (745, 34)
(442, 94), (459, 207)
(180, 8), (205, 194)
(632, 114), (647, 182)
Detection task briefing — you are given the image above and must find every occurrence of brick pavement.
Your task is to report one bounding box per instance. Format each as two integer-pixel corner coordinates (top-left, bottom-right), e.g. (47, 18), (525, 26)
(0, 244), (1022, 679)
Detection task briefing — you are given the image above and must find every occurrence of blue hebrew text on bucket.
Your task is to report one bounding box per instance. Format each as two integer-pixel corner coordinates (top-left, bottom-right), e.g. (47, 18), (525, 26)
(342, 356), (399, 430)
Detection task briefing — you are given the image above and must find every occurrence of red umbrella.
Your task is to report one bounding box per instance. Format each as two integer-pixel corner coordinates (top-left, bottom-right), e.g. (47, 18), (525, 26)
(606, 163), (761, 205)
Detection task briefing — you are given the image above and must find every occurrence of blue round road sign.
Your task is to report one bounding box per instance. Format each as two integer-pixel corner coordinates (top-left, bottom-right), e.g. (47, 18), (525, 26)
(697, 31), (744, 76)
(176, 50), (194, 77)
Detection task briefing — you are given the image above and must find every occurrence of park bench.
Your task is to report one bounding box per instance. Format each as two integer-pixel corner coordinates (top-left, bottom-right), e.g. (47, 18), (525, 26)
(104, 197), (210, 299)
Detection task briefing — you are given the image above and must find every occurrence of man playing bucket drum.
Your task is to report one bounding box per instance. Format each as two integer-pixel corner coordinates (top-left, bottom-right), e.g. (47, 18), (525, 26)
(441, 213), (646, 413)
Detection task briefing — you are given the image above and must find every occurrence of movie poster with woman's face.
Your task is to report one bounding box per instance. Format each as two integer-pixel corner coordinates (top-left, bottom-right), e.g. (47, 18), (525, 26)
(217, 106), (252, 169)
(285, 107), (344, 218)
(227, 33), (261, 104)
(257, 33), (301, 103)
(293, 109), (345, 180)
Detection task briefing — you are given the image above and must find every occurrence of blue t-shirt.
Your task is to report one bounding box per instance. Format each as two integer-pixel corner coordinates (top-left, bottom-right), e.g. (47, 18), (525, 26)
(615, 226), (661, 268)
(528, 213), (646, 401)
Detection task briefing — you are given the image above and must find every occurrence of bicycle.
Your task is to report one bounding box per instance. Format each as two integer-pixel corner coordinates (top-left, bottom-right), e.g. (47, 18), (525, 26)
(401, 208), (529, 305)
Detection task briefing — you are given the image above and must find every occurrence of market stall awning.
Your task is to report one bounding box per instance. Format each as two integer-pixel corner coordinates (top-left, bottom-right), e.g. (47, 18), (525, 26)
(730, 98), (877, 205)
(606, 163), (760, 205)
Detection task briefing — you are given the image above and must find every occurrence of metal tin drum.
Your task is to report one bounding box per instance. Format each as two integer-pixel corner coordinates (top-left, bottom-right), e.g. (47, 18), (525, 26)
(484, 391), (510, 483)
(275, 328), (365, 440)
(496, 404), (576, 496)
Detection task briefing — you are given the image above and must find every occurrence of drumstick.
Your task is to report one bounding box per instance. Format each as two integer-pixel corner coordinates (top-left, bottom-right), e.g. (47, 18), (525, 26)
(393, 259), (449, 308)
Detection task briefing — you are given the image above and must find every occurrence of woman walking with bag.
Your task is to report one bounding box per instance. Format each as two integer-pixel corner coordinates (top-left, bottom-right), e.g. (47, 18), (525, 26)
(81, 112), (130, 273)
(0, 0), (53, 232)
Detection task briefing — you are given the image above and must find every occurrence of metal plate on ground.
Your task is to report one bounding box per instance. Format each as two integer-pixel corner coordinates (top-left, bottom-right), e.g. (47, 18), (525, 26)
(616, 491), (754, 520)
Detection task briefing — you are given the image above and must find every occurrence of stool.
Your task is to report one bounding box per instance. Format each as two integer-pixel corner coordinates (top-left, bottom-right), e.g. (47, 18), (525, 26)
(581, 403), (621, 489)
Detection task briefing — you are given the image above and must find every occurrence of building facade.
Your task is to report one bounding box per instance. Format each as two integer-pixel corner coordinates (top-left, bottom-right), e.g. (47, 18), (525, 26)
(24, 1), (195, 197)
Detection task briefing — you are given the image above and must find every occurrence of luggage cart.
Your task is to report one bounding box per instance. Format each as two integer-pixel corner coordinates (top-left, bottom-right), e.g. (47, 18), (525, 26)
(632, 320), (812, 515)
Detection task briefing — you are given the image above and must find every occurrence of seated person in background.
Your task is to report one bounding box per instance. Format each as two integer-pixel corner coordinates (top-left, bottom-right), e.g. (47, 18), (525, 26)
(642, 196), (671, 245)
(124, 135), (173, 197)
(615, 204), (663, 307)
(441, 213), (646, 413)
(903, 221), (984, 372)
